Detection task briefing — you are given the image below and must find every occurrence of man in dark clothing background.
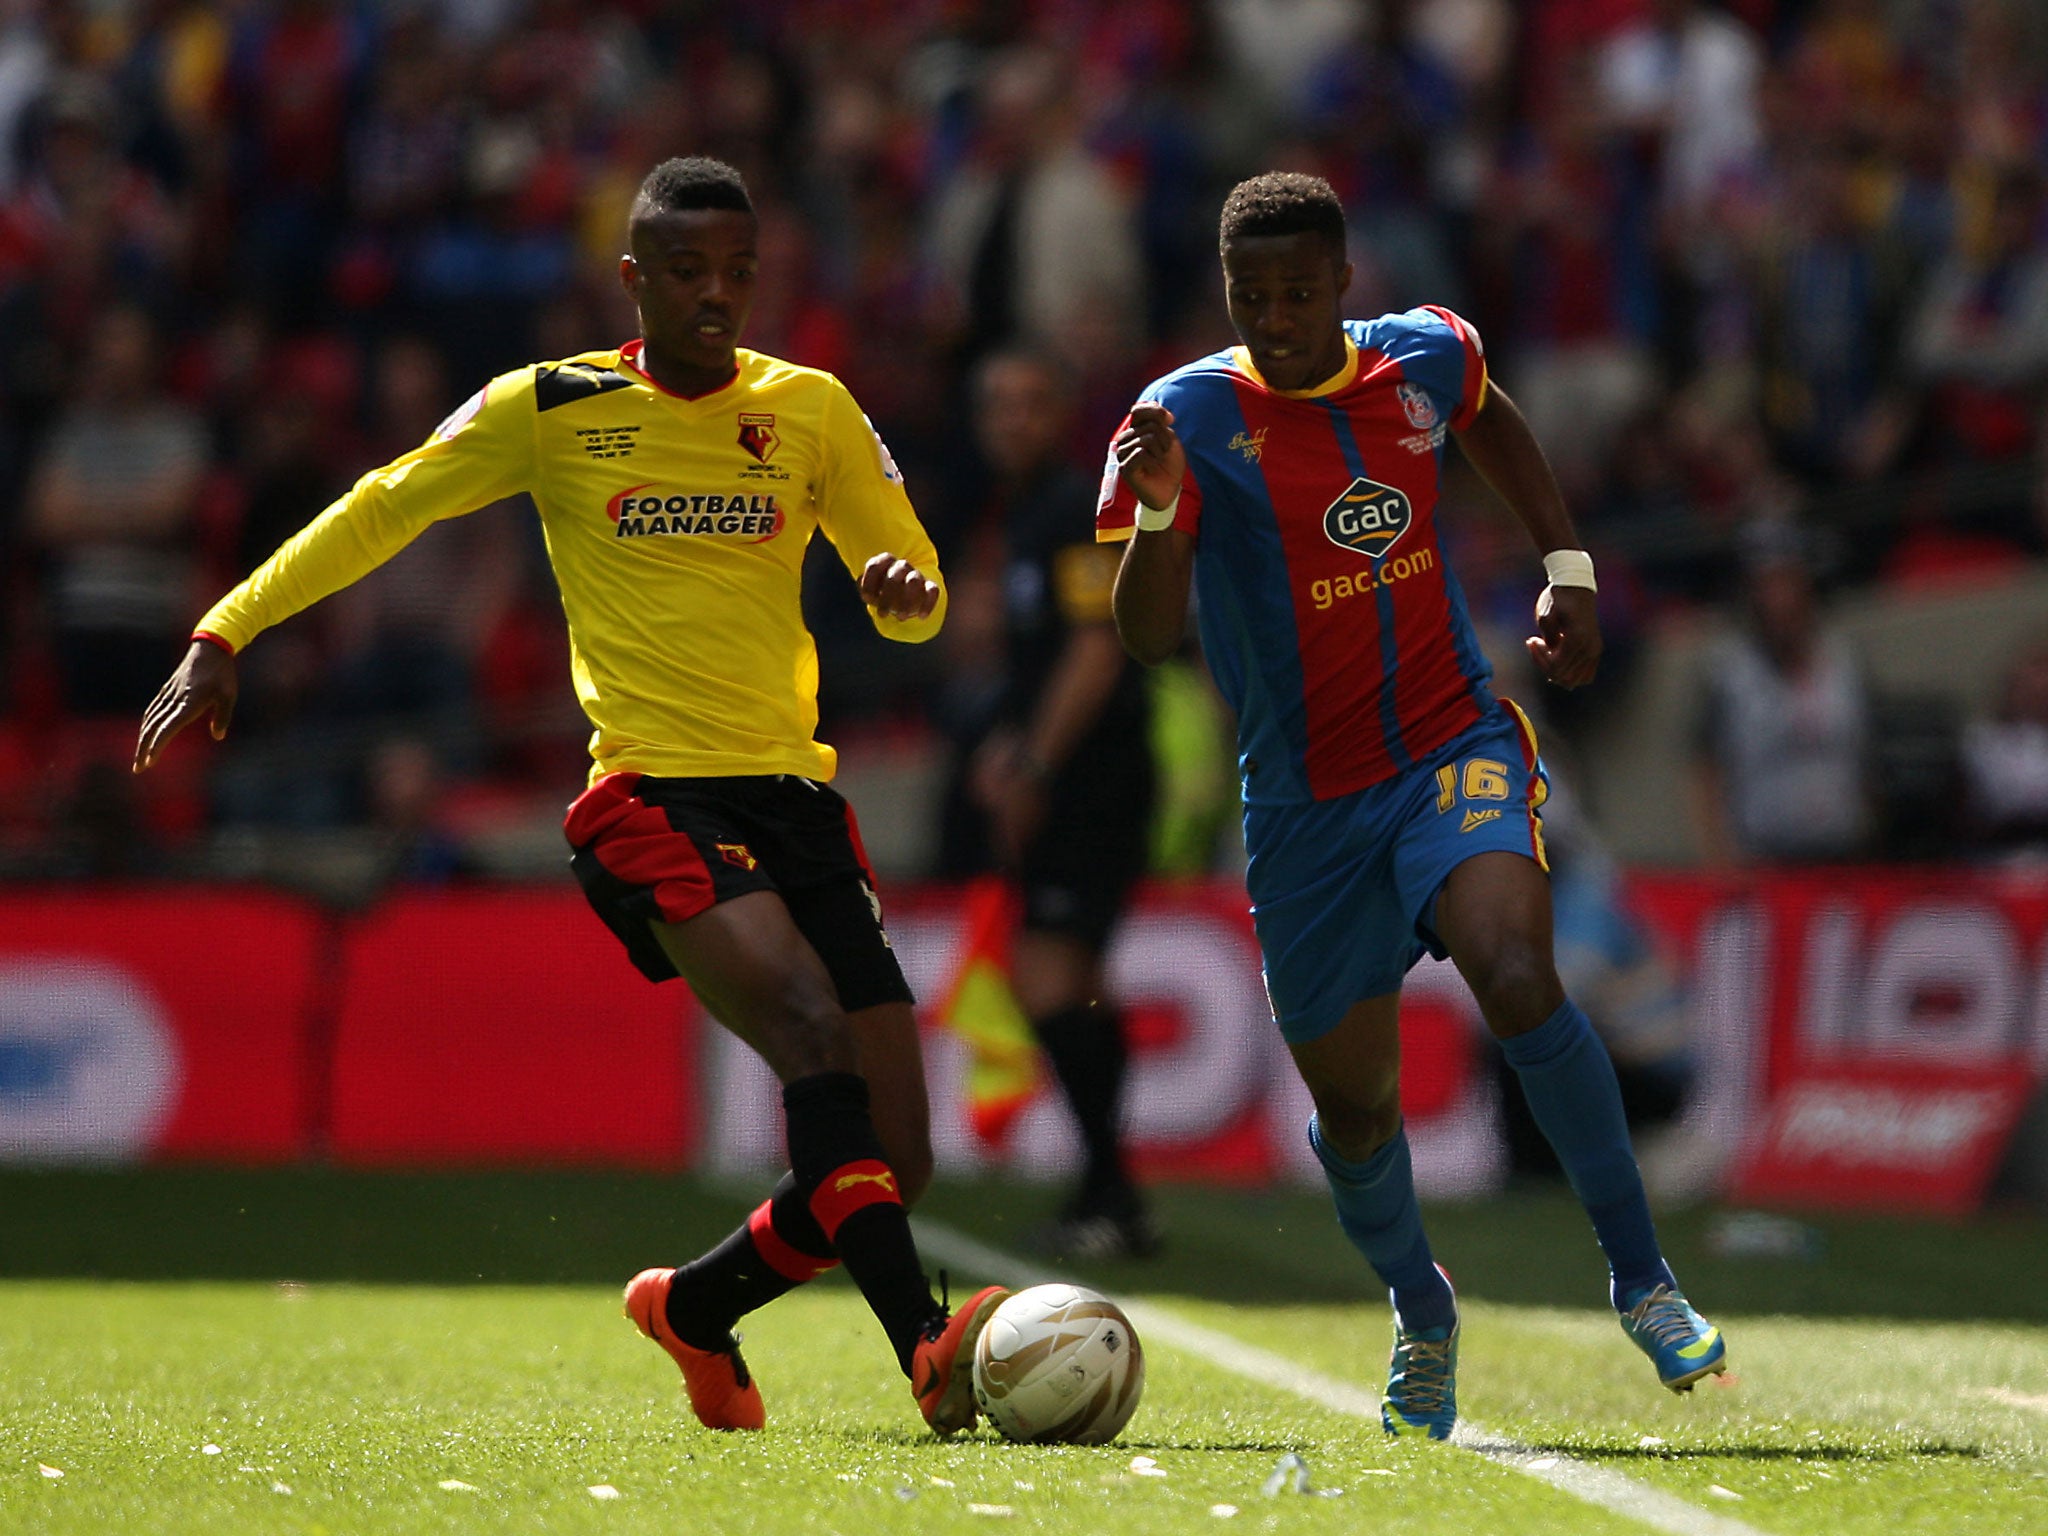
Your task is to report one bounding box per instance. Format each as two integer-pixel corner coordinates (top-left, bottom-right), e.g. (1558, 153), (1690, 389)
(935, 348), (1159, 1259)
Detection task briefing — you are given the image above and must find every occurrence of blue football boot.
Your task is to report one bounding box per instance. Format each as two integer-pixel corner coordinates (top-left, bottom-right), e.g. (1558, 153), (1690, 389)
(1620, 1285), (1727, 1392)
(1381, 1272), (1459, 1441)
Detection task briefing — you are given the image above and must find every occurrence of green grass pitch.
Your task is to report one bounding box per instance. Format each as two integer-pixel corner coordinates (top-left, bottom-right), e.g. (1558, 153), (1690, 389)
(3, 1171), (2045, 1535)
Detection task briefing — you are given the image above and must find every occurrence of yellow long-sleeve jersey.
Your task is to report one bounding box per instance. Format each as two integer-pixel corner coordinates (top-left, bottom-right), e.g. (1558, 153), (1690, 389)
(196, 342), (947, 783)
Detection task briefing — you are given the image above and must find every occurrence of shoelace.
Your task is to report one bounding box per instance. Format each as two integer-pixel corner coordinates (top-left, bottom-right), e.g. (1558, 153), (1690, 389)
(1391, 1334), (1454, 1413)
(1627, 1288), (1699, 1348)
(723, 1335), (753, 1388)
(921, 1269), (953, 1345)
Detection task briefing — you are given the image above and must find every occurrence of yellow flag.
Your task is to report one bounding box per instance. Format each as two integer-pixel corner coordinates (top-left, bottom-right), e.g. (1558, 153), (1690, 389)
(935, 879), (1040, 1147)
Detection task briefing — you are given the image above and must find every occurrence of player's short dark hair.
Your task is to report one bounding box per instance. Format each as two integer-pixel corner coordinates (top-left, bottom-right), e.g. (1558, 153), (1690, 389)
(1218, 172), (1346, 257)
(632, 157), (753, 220)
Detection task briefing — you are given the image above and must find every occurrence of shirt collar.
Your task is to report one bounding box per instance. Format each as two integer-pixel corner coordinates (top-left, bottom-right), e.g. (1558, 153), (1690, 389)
(1231, 334), (1359, 399)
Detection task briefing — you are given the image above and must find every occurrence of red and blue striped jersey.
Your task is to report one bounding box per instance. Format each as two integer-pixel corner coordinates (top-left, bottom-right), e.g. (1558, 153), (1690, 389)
(1097, 307), (1494, 804)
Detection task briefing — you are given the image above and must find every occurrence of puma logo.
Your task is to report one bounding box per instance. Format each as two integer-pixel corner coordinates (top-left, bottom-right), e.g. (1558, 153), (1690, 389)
(834, 1169), (898, 1195)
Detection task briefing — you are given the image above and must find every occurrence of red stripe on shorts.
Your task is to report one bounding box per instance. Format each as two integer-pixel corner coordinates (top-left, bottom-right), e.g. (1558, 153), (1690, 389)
(563, 773), (717, 924)
(807, 1158), (903, 1242)
(747, 1199), (838, 1281)
(1499, 699), (1550, 872)
(840, 800), (878, 887)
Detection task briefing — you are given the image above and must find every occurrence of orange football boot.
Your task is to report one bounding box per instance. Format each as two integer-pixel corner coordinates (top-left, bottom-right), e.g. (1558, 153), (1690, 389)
(911, 1284), (1010, 1435)
(623, 1267), (766, 1431)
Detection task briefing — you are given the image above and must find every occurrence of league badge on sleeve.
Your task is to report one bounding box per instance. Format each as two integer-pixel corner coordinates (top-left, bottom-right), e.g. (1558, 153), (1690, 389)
(1395, 381), (1439, 431)
(863, 413), (905, 483)
(433, 385), (488, 442)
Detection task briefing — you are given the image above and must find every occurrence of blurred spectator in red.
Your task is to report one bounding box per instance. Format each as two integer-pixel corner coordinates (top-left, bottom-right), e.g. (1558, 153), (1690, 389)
(1689, 525), (1874, 865)
(26, 303), (207, 716)
(1906, 163), (2048, 489)
(1494, 47), (1658, 504)
(1962, 632), (2048, 859)
(223, 0), (369, 321)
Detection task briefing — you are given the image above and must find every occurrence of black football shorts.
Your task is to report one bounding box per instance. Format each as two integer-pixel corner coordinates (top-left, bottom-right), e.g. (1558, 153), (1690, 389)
(564, 771), (913, 1011)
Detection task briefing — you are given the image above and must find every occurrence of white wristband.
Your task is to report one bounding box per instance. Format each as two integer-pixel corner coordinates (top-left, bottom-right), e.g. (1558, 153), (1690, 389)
(1542, 549), (1596, 591)
(1134, 491), (1180, 532)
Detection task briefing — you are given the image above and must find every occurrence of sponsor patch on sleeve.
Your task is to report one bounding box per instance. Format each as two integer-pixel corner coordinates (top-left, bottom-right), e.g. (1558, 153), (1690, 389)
(433, 385), (488, 442)
(863, 413), (904, 483)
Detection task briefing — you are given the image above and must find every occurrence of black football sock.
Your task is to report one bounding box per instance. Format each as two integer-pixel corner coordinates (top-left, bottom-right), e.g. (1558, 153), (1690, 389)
(664, 1172), (838, 1351)
(1033, 1002), (1134, 1206)
(784, 1071), (943, 1375)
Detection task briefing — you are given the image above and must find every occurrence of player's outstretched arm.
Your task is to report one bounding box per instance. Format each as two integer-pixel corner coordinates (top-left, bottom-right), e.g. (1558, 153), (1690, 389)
(133, 639), (237, 773)
(1453, 383), (1602, 690)
(1111, 404), (1195, 667)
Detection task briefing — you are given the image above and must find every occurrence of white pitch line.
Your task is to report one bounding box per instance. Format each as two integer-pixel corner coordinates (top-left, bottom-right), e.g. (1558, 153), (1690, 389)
(912, 1216), (1769, 1536)
(1974, 1387), (2048, 1413)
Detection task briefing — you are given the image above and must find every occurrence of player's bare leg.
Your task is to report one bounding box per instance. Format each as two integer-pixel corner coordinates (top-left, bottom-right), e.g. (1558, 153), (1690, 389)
(1434, 851), (1725, 1388)
(1290, 993), (1459, 1438)
(1287, 993), (1403, 1163)
(625, 892), (999, 1432)
(848, 998), (935, 1205)
(1431, 851), (1564, 1040)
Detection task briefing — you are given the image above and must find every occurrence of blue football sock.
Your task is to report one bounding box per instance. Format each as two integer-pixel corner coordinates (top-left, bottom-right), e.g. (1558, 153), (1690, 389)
(1309, 1116), (1456, 1334)
(1498, 999), (1674, 1310)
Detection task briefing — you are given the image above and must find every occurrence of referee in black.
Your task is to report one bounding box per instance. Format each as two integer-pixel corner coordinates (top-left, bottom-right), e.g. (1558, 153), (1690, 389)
(942, 347), (1159, 1259)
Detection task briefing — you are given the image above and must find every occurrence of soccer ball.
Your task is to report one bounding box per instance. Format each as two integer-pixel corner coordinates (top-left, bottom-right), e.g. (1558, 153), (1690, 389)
(972, 1283), (1145, 1444)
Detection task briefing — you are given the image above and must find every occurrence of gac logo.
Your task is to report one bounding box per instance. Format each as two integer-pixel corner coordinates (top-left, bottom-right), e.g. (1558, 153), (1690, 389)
(1323, 477), (1412, 555)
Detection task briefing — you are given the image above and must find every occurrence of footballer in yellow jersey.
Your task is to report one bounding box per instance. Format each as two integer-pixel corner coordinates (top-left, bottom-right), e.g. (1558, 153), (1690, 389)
(136, 156), (1009, 1438)
(187, 336), (942, 785)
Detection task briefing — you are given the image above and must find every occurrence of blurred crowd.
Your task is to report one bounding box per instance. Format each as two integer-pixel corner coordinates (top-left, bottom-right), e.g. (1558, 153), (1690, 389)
(2, 0), (2047, 881)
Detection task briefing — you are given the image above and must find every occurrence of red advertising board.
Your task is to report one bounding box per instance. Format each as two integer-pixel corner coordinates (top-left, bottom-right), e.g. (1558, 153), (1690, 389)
(1730, 1060), (2037, 1213)
(2, 869), (2042, 1209)
(1628, 868), (2048, 1212)
(326, 890), (698, 1167)
(0, 888), (321, 1160)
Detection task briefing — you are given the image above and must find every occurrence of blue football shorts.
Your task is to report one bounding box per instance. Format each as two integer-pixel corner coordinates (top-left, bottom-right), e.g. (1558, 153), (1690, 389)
(1244, 700), (1549, 1044)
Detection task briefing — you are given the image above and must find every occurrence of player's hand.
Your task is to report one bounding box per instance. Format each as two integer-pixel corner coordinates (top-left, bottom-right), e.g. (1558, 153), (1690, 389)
(1114, 403), (1186, 517)
(1527, 585), (1601, 690)
(860, 553), (942, 620)
(134, 639), (239, 773)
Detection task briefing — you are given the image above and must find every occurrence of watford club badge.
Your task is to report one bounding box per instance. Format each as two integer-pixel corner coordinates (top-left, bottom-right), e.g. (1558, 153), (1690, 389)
(716, 842), (759, 871)
(737, 412), (779, 464)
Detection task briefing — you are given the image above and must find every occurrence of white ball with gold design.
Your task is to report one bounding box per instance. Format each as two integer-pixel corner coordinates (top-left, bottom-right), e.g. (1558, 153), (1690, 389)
(972, 1283), (1146, 1444)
